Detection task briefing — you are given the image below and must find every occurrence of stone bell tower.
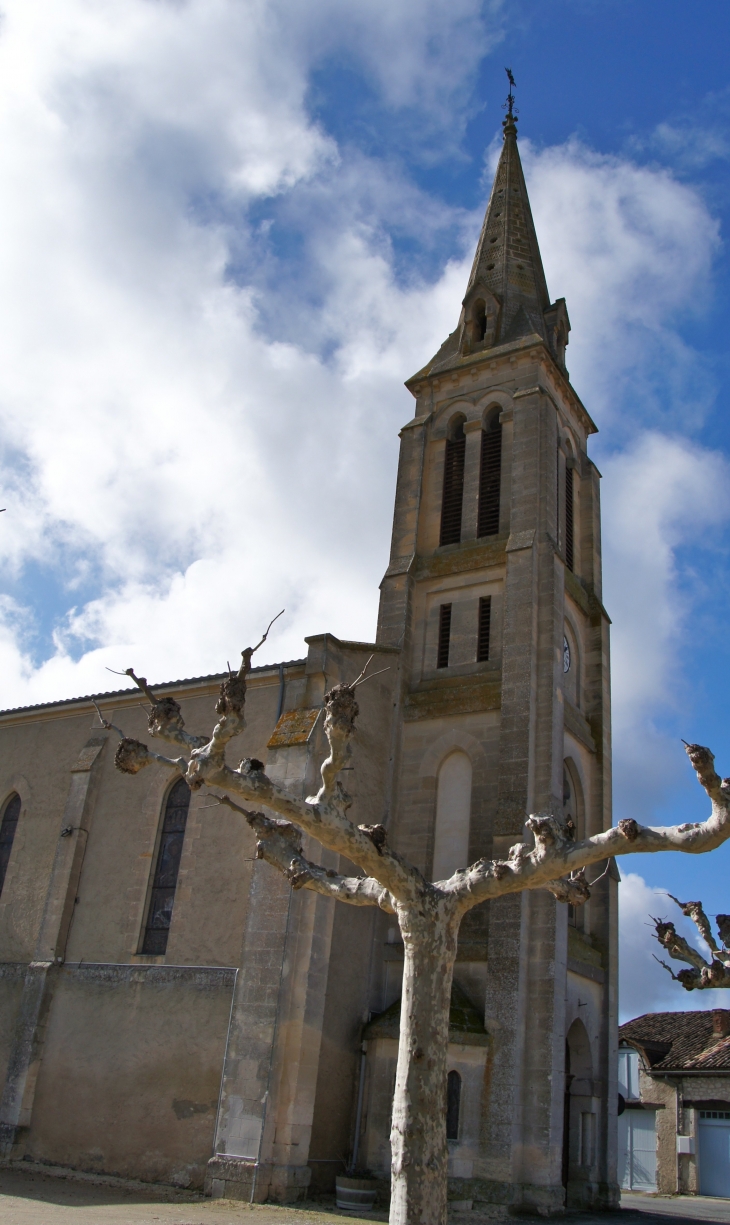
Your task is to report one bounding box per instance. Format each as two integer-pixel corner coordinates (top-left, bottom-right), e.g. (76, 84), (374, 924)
(374, 103), (617, 1212)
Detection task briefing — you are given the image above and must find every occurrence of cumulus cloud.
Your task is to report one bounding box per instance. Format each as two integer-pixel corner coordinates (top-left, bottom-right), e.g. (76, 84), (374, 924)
(619, 872), (719, 1023)
(523, 139), (720, 432)
(0, 0), (483, 704)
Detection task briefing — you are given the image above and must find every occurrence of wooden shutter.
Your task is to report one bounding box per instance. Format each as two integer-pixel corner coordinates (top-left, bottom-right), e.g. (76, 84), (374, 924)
(477, 596), (491, 662)
(437, 604), (452, 669)
(440, 431), (466, 546)
(477, 422), (501, 537)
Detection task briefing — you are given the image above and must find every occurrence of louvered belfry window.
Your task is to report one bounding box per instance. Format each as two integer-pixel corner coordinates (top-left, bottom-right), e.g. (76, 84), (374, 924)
(440, 421), (466, 546)
(565, 465), (575, 573)
(478, 418), (502, 537)
(477, 596), (491, 662)
(142, 777), (191, 955)
(437, 604), (452, 669)
(0, 794), (21, 896)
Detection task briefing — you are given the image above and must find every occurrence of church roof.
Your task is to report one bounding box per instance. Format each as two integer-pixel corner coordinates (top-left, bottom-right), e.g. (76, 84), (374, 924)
(0, 659), (307, 718)
(363, 980), (489, 1047)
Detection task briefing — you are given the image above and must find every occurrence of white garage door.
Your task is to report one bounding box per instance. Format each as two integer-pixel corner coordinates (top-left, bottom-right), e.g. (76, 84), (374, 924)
(618, 1110), (657, 1191)
(699, 1111), (730, 1198)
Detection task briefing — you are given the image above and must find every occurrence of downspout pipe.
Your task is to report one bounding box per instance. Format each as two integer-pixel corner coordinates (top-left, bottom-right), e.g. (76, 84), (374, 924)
(276, 663), (285, 721)
(348, 1043), (368, 1175)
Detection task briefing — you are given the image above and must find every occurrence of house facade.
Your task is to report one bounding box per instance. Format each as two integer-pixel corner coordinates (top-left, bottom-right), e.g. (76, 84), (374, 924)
(0, 104), (617, 1212)
(619, 1009), (730, 1198)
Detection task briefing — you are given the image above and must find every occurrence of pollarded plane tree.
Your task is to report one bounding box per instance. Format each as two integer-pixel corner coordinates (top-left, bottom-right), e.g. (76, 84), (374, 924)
(105, 626), (730, 1225)
(654, 897), (730, 991)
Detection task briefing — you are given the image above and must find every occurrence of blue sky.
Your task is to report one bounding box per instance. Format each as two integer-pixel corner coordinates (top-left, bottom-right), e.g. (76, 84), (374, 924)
(0, 0), (729, 1018)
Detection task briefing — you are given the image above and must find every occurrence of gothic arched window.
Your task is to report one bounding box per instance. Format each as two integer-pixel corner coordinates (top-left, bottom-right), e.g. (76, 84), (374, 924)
(141, 777), (191, 955)
(432, 752), (472, 881)
(446, 1070), (461, 1140)
(477, 413), (501, 538)
(0, 794), (21, 897)
(440, 417), (466, 546)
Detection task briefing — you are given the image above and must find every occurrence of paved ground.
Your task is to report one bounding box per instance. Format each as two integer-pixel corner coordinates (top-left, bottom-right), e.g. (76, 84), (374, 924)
(2, 1167), (730, 1225)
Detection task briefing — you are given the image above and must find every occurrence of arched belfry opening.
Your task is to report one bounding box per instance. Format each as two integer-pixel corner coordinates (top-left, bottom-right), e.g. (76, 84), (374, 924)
(440, 415), (466, 546)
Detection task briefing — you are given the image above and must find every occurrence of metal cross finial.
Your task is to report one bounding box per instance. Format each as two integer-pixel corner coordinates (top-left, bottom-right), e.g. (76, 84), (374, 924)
(504, 67), (516, 118)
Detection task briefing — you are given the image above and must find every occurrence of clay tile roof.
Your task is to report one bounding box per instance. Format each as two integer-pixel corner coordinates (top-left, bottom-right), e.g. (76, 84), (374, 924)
(620, 1011), (730, 1072)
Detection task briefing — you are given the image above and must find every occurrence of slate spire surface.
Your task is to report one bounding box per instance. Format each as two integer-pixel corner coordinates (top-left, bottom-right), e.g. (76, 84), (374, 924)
(467, 109), (551, 344)
(412, 100), (570, 382)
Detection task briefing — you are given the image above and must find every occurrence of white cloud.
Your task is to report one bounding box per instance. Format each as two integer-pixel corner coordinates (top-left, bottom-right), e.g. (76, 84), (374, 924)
(604, 431), (730, 718)
(0, 0), (485, 705)
(523, 138), (720, 431)
(619, 872), (719, 1023)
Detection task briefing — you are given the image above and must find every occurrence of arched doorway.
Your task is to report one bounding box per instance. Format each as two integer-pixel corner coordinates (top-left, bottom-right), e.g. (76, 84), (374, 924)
(562, 1018), (594, 1207)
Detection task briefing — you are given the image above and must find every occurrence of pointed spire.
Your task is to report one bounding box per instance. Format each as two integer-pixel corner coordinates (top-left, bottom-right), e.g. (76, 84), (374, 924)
(465, 104), (551, 347)
(408, 86), (571, 386)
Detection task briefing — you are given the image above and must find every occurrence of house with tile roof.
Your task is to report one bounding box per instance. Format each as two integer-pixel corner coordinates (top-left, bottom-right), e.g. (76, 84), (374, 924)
(618, 1009), (730, 1197)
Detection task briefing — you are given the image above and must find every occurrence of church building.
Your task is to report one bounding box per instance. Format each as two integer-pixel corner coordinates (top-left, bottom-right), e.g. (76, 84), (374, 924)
(0, 105), (617, 1213)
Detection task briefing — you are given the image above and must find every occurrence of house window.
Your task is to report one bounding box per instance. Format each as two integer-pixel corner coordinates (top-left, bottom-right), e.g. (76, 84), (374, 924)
(437, 603), (452, 669)
(141, 777), (191, 955)
(446, 1070), (461, 1140)
(477, 596), (491, 662)
(618, 1045), (641, 1101)
(0, 794), (21, 896)
(440, 420), (466, 546)
(477, 418), (501, 537)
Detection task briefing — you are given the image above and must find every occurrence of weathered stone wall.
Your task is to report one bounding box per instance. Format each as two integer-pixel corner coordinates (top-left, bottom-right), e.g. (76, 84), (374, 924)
(25, 963), (235, 1187)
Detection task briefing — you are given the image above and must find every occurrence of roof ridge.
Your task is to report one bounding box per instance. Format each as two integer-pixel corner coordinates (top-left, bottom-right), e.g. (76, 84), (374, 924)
(0, 658), (307, 719)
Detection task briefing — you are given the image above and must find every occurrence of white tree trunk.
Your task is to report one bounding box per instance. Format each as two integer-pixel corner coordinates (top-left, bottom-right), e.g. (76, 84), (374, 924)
(390, 902), (459, 1225)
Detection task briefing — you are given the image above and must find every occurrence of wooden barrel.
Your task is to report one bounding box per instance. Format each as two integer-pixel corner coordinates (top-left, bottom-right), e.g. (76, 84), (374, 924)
(335, 1176), (379, 1212)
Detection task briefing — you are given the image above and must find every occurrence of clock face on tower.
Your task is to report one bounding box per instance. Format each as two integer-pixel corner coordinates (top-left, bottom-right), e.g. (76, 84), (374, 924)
(563, 635), (571, 674)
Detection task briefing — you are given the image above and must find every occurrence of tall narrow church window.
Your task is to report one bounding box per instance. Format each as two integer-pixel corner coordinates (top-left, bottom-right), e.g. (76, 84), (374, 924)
(437, 604), (452, 669)
(565, 465), (574, 572)
(0, 794), (21, 896)
(440, 420), (466, 546)
(141, 777), (191, 955)
(433, 752), (472, 880)
(446, 1071), (461, 1140)
(477, 597), (491, 662)
(478, 418), (502, 537)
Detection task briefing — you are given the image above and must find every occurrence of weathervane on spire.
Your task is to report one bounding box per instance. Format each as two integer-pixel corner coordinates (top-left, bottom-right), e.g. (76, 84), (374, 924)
(504, 67), (517, 118)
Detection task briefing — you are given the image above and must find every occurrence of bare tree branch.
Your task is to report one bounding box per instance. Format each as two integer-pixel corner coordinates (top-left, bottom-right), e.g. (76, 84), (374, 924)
(666, 895), (719, 953)
(121, 669), (208, 751)
(652, 893), (730, 991)
(213, 794), (395, 913)
(116, 667), (730, 917)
